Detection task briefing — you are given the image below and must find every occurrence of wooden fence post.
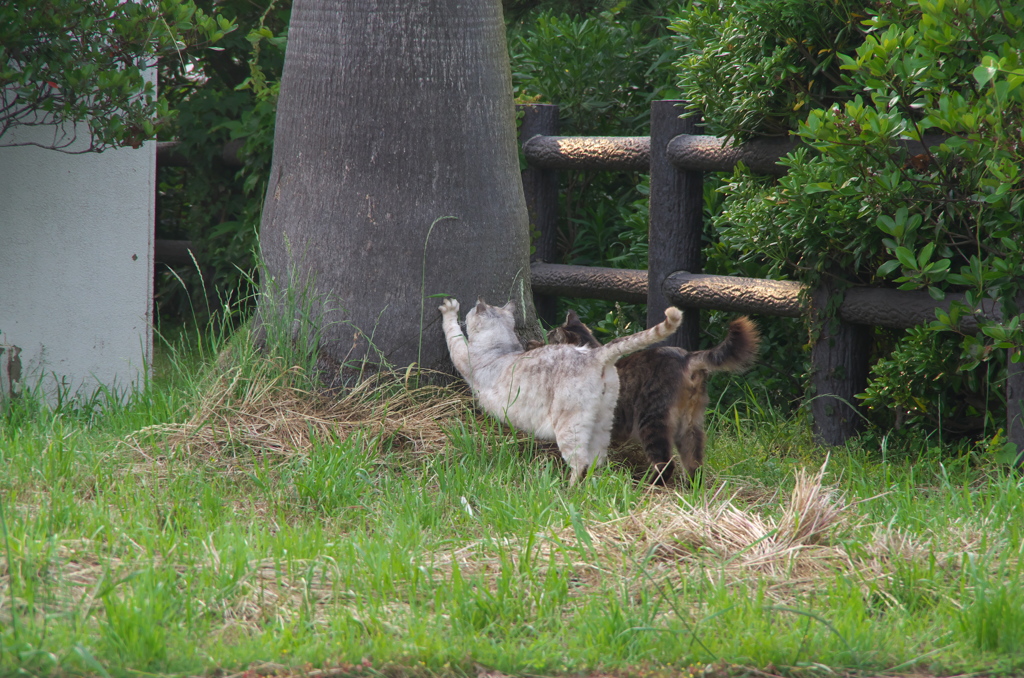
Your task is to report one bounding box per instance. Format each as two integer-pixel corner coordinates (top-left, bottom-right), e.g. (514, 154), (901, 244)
(1008, 291), (1024, 466)
(519, 103), (560, 329)
(810, 283), (871, 445)
(649, 100), (701, 349)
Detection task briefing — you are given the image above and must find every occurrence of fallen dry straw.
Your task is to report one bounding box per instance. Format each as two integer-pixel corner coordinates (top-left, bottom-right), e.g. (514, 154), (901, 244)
(633, 465), (850, 577)
(122, 350), (476, 471)
(432, 464), (974, 606)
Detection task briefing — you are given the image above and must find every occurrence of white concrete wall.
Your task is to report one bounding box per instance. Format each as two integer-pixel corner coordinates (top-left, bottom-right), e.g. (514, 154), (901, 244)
(0, 124), (154, 403)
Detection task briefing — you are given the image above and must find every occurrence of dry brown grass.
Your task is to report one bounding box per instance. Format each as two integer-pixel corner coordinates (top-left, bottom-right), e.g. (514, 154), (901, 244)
(429, 464), (979, 608)
(120, 351), (491, 477)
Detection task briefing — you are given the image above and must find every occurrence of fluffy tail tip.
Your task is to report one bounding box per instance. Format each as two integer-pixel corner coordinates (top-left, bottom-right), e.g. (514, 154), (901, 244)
(722, 316), (760, 370)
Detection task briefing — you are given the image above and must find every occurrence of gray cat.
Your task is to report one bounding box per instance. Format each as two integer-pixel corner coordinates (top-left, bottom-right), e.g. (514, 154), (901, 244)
(439, 298), (682, 483)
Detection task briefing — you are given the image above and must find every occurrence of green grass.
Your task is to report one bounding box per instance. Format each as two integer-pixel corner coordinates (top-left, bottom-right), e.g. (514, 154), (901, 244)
(1, 324), (1023, 678)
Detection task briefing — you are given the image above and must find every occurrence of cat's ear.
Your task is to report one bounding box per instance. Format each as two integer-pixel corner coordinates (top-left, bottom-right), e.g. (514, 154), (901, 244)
(566, 310), (580, 324)
(475, 299), (488, 313)
(502, 300), (516, 315)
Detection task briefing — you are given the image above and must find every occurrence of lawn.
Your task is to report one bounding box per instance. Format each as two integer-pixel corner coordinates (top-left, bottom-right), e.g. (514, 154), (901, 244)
(1, 323), (1022, 678)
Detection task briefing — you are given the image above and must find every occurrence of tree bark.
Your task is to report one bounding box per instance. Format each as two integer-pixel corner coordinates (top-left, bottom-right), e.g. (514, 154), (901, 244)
(259, 0), (537, 377)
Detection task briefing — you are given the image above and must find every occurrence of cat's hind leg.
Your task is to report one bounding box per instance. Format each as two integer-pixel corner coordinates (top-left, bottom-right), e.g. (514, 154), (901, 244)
(674, 424), (706, 485)
(638, 407), (677, 485)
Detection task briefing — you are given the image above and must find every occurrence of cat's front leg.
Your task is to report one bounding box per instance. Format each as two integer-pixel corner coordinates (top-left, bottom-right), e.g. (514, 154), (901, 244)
(565, 450), (590, 485)
(439, 299), (473, 383)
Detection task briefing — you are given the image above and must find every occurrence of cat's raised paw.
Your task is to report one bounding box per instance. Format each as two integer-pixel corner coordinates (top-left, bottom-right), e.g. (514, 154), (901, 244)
(439, 298), (460, 315)
(665, 306), (682, 325)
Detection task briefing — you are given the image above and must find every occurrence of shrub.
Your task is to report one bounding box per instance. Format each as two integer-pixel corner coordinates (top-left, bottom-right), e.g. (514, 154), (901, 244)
(671, 0), (867, 141)
(680, 0), (1024, 443)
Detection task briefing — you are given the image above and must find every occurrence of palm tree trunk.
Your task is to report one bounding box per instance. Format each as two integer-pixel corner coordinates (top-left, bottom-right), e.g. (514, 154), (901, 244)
(259, 0), (538, 378)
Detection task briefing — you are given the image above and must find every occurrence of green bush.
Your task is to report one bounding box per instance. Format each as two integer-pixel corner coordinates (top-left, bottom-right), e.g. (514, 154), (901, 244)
(510, 7), (679, 135)
(671, 0), (867, 141)
(680, 0), (1024, 444)
(859, 326), (1002, 438)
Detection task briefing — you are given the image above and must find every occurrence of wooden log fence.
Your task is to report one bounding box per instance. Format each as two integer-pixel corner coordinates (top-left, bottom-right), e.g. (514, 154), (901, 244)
(519, 100), (1022, 453)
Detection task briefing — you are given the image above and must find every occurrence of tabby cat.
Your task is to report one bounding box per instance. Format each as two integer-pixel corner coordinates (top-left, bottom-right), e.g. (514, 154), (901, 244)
(439, 298), (683, 483)
(543, 311), (759, 484)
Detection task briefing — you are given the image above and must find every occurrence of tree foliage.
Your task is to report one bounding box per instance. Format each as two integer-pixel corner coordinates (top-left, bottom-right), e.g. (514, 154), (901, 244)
(679, 0), (1024, 443)
(1, 0), (235, 152)
(671, 0), (868, 140)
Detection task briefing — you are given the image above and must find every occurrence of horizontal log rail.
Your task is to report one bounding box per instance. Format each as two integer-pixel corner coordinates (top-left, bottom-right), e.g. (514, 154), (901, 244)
(530, 263), (647, 303)
(532, 263), (1003, 334)
(520, 132), (953, 176)
(522, 135), (650, 171)
(664, 271), (1003, 332)
(156, 139), (245, 169)
(665, 133), (950, 174)
(154, 239), (197, 266)
(665, 135), (794, 176)
(837, 285), (1001, 332)
(662, 270), (803, 317)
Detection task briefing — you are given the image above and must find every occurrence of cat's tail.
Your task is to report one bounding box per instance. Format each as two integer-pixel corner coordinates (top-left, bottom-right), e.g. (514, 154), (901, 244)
(596, 307), (683, 365)
(689, 316), (760, 373)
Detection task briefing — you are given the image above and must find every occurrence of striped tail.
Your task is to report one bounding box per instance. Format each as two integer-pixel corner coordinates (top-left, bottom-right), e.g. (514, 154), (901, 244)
(689, 316), (760, 372)
(596, 307), (683, 366)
